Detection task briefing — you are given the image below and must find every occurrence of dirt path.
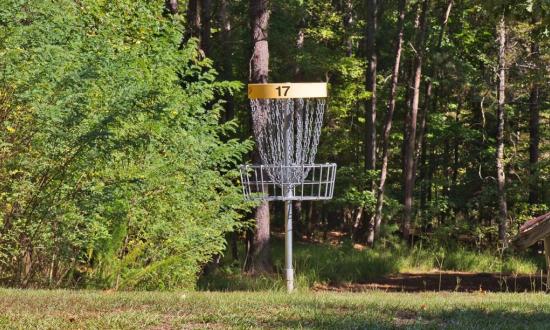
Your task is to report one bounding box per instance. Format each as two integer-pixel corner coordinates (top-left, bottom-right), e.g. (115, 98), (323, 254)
(316, 272), (549, 293)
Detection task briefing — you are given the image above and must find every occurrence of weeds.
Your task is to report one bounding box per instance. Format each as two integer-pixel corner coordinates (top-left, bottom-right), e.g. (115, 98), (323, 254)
(199, 238), (543, 291)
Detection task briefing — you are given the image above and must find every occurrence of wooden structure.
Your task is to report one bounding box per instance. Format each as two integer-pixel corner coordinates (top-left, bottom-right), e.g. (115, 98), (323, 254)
(512, 212), (550, 288)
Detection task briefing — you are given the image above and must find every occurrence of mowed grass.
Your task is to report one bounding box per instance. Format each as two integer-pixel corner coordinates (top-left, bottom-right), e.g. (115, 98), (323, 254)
(1, 289), (550, 329)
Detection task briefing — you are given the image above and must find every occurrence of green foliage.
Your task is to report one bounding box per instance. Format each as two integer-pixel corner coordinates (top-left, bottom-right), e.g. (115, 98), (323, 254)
(0, 0), (250, 289)
(333, 167), (378, 213)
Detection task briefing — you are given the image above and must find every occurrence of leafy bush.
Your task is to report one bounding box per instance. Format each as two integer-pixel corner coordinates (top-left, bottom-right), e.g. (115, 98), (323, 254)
(0, 0), (250, 289)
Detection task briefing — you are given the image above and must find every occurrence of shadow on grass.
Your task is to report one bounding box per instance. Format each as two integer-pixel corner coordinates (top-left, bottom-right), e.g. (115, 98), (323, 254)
(258, 309), (550, 329)
(204, 298), (550, 329)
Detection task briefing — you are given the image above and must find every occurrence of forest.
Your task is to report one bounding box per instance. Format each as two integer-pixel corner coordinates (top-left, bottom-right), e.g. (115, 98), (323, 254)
(0, 0), (548, 294)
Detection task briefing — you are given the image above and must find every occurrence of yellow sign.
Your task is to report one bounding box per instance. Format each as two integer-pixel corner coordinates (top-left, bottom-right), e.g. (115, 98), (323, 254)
(248, 83), (327, 99)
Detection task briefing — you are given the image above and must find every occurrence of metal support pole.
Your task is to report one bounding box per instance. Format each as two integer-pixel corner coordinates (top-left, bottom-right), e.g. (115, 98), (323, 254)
(282, 101), (294, 293)
(285, 199), (294, 292)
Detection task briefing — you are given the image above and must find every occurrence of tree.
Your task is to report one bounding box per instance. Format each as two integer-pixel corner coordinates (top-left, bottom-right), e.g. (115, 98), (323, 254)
(402, 0), (429, 241)
(365, 0), (378, 245)
(529, 41), (540, 205)
(246, 0), (273, 274)
(292, 17), (306, 239)
(496, 14), (508, 246)
(415, 0), (453, 174)
(372, 0), (407, 244)
(201, 0), (212, 56)
(414, 0), (453, 225)
(185, 0), (201, 43)
(218, 0), (235, 123)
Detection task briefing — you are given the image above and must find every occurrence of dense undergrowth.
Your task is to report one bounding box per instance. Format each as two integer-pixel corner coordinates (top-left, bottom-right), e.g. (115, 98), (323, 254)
(0, 0), (250, 290)
(198, 238), (543, 291)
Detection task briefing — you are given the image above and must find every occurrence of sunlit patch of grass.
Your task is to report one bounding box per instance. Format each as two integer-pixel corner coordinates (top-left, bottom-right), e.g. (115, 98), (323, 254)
(501, 256), (539, 274)
(2, 289), (550, 329)
(400, 247), (540, 274)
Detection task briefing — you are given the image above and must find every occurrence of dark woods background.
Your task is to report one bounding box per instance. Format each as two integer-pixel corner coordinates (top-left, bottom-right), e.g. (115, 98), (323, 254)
(203, 0), (549, 274)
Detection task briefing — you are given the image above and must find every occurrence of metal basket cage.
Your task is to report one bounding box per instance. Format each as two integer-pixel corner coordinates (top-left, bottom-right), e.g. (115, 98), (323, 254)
(239, 163), (337, 201)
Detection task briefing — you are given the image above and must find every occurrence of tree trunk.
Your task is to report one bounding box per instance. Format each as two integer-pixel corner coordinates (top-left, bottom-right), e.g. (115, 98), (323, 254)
(365, 0), (377, 174)
(452, 98), (462, 188)
(246, 0), (272, 274)
(292, 20), (306, 237)
(293, 23), (305, 79)
(293, 201), (303, 239)
(219, 0), (235, 122)
(414, 0), (452, 228)
(496, 15), (508, 247)
(365, 0), (378, 245)
(529, 41), (540, 205)
(249, 0), (270, 83)
(343, 0), (354, 56)
(401, 2), (421, 188)
(402, 0), (429, 242)
(200, 0), (212, 56)
(215, 0), (239, 262)
(415, 0), (452, 180)
(185, 0), (201, 43)
(231, 232), (239, 260)
(371, 0), (406, 245)
(419, 114), (428, 219)
(307, 201), (317, 239)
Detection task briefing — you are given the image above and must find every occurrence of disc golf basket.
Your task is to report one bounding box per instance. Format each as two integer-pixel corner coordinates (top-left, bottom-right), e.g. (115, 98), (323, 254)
(239, 82), (336, 292)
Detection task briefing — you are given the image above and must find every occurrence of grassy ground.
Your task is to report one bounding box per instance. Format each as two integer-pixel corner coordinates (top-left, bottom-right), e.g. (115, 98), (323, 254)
(1, 289), (550, 329)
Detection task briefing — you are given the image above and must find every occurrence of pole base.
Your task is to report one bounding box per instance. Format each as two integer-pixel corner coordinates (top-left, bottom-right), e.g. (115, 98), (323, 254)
(285, 268), (294, 292)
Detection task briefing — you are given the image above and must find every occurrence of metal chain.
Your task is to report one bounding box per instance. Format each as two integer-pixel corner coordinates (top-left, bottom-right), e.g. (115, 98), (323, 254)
(250, 98), (326, 185)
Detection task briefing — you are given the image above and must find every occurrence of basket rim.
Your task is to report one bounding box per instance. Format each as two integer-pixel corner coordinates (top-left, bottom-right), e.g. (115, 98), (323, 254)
(238, 163), (337, 201)
(248, 82), (327, 99)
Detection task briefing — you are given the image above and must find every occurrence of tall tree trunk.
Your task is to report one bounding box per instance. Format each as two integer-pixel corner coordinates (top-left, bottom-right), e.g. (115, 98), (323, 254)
(185, 0), (201, 43)
(200, 0), (212, 56)
(365, 0), (377, 174)
(415, 0), (452, 177)
(219, 0), (235, 122)
(496, 15), (508, 247)
(371, 0), (406, 245)
(452, 98), (462, 188)
(529, 41), (540, 205)
(414, 0), (452, 229)
(293, 22), (305, 79)
(343, 0), (354, 56)
(402, 0), (429, 242)
(249, 0), (270, 83)
(365, 0), (378, 245)
(292, 20), (306, 238)
(216, 0), (238, 260)
(246, 0), (272, 274)
(401, 1), (420, 207)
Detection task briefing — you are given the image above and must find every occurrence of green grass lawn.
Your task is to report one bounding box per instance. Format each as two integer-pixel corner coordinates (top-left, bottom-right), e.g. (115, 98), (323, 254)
(2, 289), (550, 329)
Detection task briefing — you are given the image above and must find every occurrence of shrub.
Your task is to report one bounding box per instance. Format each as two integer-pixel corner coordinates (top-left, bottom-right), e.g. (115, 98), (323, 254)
(0, 0), (250, 289)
